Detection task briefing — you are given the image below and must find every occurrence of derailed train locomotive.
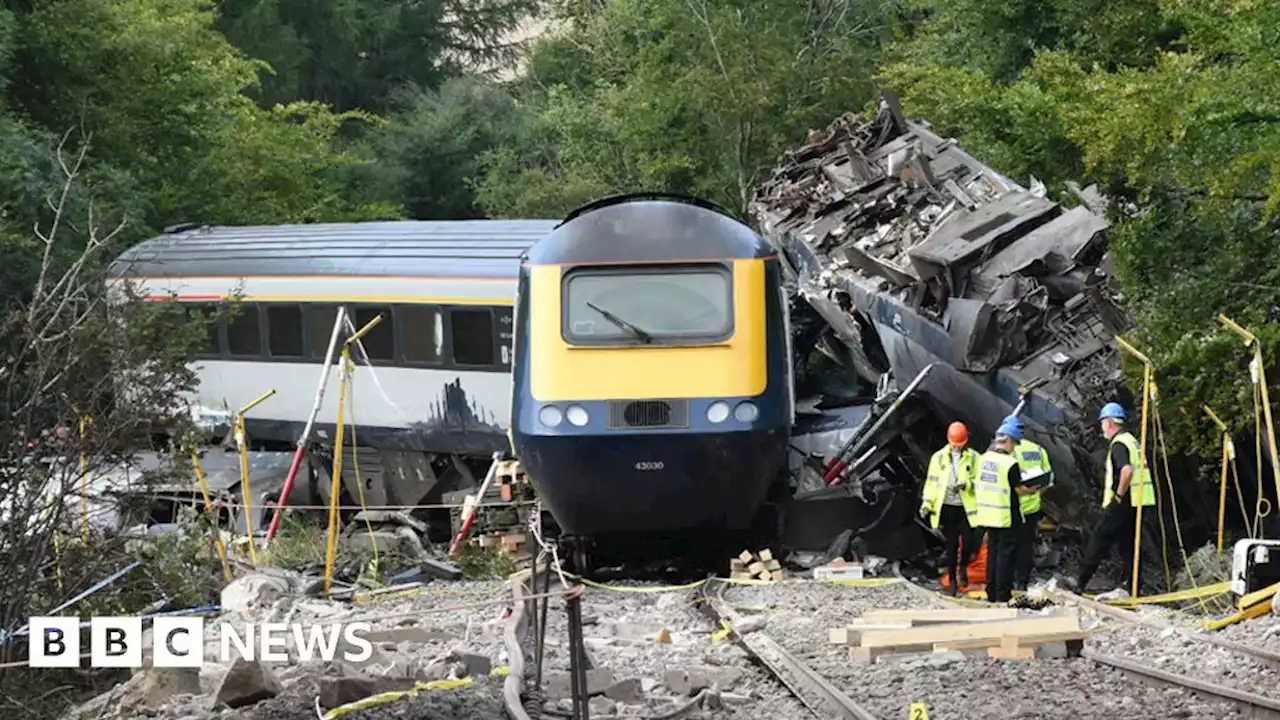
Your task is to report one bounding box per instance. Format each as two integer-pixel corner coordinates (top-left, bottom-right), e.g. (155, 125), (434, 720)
(510, 194), (796, 563)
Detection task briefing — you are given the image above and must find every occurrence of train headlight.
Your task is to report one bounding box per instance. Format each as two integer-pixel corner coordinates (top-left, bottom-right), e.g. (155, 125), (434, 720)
(706, 401), (730, 423)
(734, 401), (759, 423)
(566, 405), (589, 427)
(539, 405), (563, 427)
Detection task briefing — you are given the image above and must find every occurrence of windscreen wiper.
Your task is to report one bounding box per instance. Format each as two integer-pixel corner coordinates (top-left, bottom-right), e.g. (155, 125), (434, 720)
(585, 301), (654, 343)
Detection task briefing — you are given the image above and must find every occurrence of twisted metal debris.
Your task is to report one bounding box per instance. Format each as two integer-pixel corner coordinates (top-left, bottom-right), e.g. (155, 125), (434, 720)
(748, 90), (1133, 528)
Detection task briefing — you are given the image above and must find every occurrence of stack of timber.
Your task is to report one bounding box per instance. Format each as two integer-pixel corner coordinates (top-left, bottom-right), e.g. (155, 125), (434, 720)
(730, 549), (786, 582)
(472, 530), (531, 562)
(829, 607), (1087, 663)
(495, 459), (533, 502)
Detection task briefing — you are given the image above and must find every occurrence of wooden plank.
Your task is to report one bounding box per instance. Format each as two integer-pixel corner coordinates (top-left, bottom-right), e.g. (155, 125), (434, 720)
(988, 631), (1088, 660)
(934, 630), (1088, 651)
(758, 549), (774, 563)
(738, 550), (755, 564)
(764, 559), (782, 571)
(860, 608), (1020, 624)
(748, 562), (766, 575)
(829, 623), (914, 645)
(988, 645), (1036, 660)
(769, 570), (786, 582)
(858, 614), (1080, 651)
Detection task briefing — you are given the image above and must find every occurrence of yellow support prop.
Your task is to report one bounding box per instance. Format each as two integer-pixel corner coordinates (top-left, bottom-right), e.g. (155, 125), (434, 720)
(1239, 580), (1279, 611)
(1116, 335), (1154, 598)
(234, 389), (276, 566)
(1219, 314), (1280, 515)
(1204, 405), (1249, 551)
(190, 447), (233, 582)
(324, 351), (352, 599)
(1204, 596), (1272, 631)
(322, 313), (383, 598)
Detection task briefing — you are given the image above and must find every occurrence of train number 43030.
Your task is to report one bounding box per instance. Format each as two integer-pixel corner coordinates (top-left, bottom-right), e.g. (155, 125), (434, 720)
(634, 461), (665, 471)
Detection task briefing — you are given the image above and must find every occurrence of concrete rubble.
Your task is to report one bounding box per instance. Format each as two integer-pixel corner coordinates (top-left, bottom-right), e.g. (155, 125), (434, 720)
(749, 90), (1136, 530)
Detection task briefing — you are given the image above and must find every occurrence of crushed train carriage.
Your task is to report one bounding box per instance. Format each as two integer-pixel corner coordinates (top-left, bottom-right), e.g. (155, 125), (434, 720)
(748, 91), (1135, 529)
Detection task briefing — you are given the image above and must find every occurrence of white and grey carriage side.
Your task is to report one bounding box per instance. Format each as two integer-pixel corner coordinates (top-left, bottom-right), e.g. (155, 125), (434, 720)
(105, 219), (558, 532)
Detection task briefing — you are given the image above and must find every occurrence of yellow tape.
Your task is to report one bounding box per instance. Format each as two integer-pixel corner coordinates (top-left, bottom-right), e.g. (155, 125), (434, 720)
(321, 679), (473, 719)
(711, 619), (733, 644)
(490, 665), (510, 678)
(1108, 581), (1232, 606)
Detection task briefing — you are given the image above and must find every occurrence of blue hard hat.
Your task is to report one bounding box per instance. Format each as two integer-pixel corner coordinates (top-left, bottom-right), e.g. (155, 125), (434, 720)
(996, 422), (1022, 441)
(1002, 415), (1023, 429)
(1098, 402), (1126, 421)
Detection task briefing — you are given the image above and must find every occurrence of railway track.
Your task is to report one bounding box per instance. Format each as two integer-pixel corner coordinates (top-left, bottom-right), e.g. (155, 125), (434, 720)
(698, 579), (880, 720)
(896, 568), (1280, 718)
(1083, 650), (1280, 717)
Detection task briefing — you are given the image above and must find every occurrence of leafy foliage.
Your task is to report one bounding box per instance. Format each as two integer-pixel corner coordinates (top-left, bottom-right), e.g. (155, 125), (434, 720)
(879, 0), (1280, 453)
(217, 0), (542, 113)
(476, 0), (904, 217)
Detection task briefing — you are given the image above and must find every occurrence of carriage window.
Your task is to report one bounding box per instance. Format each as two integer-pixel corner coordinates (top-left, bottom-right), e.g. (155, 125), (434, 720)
(266, 305), (304, 358)
(562, 265), (733, 345)
(451, 309), (494, 366)
(400, 306), (444, 363)
(306, 305), (342, 359)
(186, 303), (221, 356)
(226, 304), (262, 357)
(352, 306), (394, 361)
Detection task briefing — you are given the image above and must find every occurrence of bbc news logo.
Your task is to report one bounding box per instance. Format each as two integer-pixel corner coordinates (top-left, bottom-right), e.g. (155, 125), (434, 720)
(27, 617), (373, 668)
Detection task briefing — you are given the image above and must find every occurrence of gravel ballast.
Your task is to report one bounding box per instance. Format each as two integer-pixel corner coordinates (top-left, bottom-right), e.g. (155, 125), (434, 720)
(720, 578), (1253, 719)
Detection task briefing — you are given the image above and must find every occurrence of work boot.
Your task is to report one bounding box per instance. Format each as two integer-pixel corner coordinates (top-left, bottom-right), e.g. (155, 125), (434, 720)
(959, 567), (969, 587)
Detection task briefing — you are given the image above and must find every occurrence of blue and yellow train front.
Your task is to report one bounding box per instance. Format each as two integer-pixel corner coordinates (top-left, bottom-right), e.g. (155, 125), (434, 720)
(510, 226), (793, 540)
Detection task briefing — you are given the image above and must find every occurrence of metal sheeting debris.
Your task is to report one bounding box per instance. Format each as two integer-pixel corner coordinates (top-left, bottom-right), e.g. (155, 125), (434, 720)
(750, 91), (1134, 528)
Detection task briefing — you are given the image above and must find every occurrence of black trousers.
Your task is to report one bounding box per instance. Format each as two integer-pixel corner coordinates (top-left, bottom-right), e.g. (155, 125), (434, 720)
(1014, 510), (1041, 590)
(1077, 503), (1137, 591)
(939, 505), (973, 593)
(985, 524), (1019, 603)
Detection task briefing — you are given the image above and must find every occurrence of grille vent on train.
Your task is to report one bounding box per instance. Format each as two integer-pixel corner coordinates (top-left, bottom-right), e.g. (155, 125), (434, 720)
(607, 399), (689, 429)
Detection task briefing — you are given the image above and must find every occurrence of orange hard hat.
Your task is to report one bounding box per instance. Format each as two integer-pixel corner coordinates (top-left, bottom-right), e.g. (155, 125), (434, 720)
(947, 421), (969, 446)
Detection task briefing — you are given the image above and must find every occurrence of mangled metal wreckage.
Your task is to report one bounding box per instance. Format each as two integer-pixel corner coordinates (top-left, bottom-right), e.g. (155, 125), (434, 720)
(751, 91), (1133, 530)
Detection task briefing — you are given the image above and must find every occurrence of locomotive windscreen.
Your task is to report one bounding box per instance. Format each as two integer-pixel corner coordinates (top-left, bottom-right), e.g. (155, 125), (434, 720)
(561, 263), (734, 346)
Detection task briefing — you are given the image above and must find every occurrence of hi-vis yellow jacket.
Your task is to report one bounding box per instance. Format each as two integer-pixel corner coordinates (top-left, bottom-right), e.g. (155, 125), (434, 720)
(920, 446), (980, 529)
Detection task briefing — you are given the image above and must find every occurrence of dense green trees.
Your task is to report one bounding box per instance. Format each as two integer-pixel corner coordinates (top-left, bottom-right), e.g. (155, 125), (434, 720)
(878, 0), (1280, 450)
(475, 0), (900, 216)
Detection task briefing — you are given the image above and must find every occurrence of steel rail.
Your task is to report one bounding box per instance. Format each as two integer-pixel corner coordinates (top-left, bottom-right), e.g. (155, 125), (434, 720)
(1085, 650), (1280, 716)
(900, 568), (1280, 714)
(1049, 587), (1280, 665)
(699, 580), (879, 720)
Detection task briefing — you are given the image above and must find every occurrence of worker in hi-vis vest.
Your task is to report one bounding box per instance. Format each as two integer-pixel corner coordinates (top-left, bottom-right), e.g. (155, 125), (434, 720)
(919, 421), (981, 595)
(1002, 415), (1054, 591)
(1070, 402), (1155, 593)
(974, 421), (1026, 603)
